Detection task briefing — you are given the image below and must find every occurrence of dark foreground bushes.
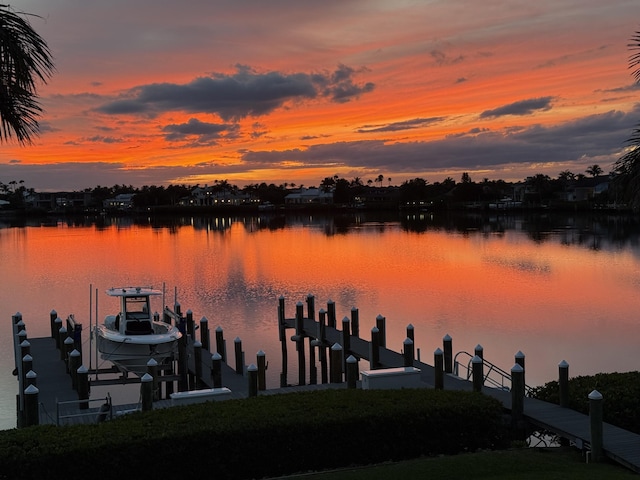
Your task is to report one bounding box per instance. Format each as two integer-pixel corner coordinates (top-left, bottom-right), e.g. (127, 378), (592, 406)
(530, 371), (640, 435)
(0, 388), (509, 479)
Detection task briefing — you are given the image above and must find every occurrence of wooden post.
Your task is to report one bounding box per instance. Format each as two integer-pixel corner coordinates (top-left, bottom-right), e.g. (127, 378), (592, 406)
(63, 337), (74, 370)
(141, 373), (153, 412)
(330, 343), (343, 383)
(472, 355), (483, 391)
(376, 315), (386, 347)
(200, 316), (210, 351)
(211, 353), (222, 388)
(234, 337), (244, 375)
(216, 326), (226, 362)
(511, 364), (525, 436)
(53, 316), (62, 345)
(403, 338), (414, 367)
(319, 341), (328, 384)
(341, 316), (351, 366)
(370, 327), (380, 370)
(434, 348), (444, 390)
(257, 350), (266, 390)
(515, 351), (525, 392)
(474, 344), (483, 360)
(21, 355), (32, 390)
(351, 307), (359, 338)
(147, 358), (159, 401)
(589, 390), (603, 463)
(186, 309), (194, 338)
(49, 310), (57, 338)
(406, 323), (414, 342)
(443, 334), (453, 373)
(194, 341), (203, 389)
(178, 332), (188, 391)
(24, 385), (39, 427)
(58, 326), (67, 357)
(306, 294), (315, 320)
(318, 309), (326, 344)
(248, 364), (258, 397)
(309, 339), (317, 385)
(25, 370), (37, 388)
(559, 360), (569, 408)
(69, 350), (81, 390)
(77, 365), (89, 409)
(346, 355), (357, 389)
(278, 296), (288, 388)
(19, 340), (31, 363)
(294, 302), (305, 386)
(327, 300), (336, 328)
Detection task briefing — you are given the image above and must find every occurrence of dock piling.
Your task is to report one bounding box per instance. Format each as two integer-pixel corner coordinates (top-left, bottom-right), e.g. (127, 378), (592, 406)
(376, 315), (386, 347)
(199, 316), (209, 351)
(77, 365), (89, 409)
(23, 385), (39, 427)
(327, 300), (336, 328)
(403, 338), (414, 367)
(257, 350), (266, 390)
(589, 390), (604, 462)
(211, 353), (222, 388)
(215, 326), (226, 362)
(351, 307), (359, 337)
(443, 334), (453, 373)
(434, 348), (444, 389)
(370, 327), (380, 370)
(346, 355), (357, 389)
(472, 355), (483, 391)
(248, 364), (258, 397)
(559, 360), (569, 408)
(330, 343), (343, 383)
(141, 374), (153, 412)
(234, 337), (244, 375)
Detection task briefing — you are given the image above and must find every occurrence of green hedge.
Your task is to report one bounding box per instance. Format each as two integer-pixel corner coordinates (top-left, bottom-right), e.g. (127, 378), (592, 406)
(0, 389), (509, 479)
(530, 371), (640, 434)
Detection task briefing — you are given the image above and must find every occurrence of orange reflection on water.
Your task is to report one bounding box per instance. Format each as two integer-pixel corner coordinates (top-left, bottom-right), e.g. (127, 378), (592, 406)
(1, 219), (640, 393)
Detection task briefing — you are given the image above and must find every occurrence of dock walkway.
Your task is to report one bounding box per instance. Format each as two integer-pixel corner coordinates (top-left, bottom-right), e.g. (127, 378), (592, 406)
(13, 311), (640, 474)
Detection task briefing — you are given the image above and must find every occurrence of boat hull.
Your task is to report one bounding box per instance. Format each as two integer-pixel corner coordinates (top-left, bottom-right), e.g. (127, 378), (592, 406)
(96, 324), (181, 376)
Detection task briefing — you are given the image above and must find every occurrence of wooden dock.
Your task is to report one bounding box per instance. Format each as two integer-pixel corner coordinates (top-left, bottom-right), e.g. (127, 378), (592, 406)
(11, 298), (640, 474)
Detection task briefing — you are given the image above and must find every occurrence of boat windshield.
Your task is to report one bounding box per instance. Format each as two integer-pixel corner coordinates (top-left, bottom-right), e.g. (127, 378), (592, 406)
(124, 296), (150, 319)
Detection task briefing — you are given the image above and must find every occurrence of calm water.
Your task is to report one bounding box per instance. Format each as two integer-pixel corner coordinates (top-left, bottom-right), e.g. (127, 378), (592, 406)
(2, 211), (640, 430)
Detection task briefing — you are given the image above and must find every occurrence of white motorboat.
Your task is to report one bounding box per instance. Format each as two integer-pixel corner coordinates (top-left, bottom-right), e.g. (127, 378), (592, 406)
(96, 287), (182, 376)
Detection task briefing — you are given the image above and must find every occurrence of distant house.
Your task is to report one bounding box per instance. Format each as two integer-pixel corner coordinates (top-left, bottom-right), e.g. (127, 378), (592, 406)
(562, 176), (609, 202)
(284, 187), (333, 205)
(353, 186), (400, 208)
(186, 186), (255, 206)
(103, 193), (136, 210)
(29, 191), (93, 211)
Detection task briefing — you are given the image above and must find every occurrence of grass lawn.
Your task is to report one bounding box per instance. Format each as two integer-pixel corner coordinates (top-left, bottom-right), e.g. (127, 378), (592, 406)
(276, 447), (636, 479)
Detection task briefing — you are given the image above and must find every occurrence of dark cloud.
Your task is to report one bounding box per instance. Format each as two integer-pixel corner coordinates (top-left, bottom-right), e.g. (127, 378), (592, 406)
(241, 107), (635, 173)
(85, 135), (124, 144)
(162, 118), (238, 144)
(480, 97), (554, 118)
(357, 117), (446, 133)
(96, 64), (375, 121)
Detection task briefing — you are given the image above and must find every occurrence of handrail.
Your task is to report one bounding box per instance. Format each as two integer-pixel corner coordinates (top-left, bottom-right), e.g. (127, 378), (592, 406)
(453, 351), (534, 396)
(56, 394), (113, 425)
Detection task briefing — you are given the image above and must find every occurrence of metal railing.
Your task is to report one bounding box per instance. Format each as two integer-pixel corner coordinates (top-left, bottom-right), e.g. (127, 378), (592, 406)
(453, 351), (534, 396)
(55, 394), (114, 426)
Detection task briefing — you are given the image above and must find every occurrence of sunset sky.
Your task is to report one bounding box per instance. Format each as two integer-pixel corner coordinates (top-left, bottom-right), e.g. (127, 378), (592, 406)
(2, 1), (640, 191)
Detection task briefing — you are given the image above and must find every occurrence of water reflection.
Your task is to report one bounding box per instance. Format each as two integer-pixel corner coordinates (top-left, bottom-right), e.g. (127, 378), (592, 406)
(1, 211), (639, 393)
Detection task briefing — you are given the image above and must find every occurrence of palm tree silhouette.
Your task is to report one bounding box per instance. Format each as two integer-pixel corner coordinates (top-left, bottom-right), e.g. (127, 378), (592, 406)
(0, 6), (55, 144)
